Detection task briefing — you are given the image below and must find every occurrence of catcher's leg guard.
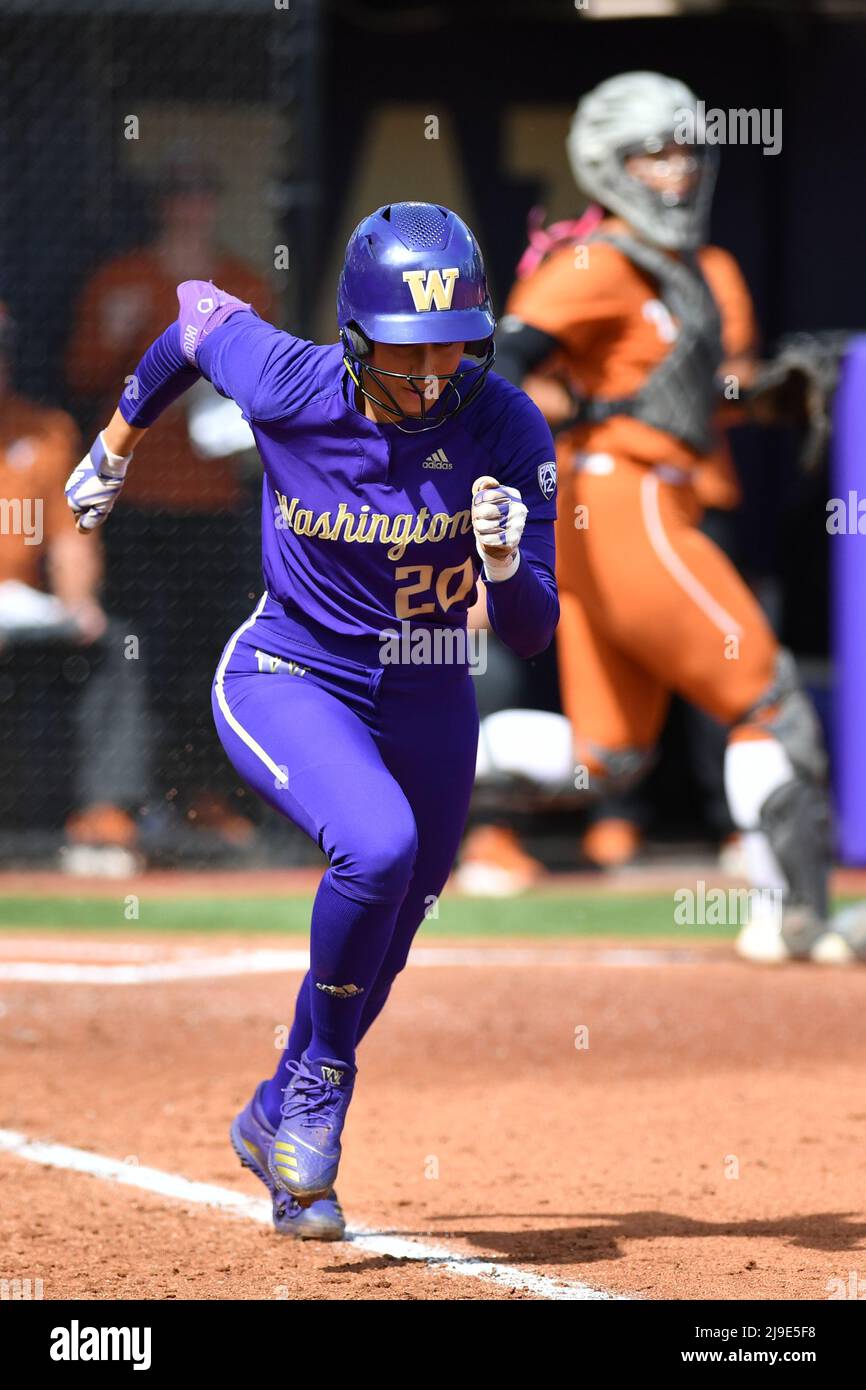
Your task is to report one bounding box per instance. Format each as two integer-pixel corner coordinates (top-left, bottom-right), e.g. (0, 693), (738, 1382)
(578, 740), (657, 799)
(759, 778), (832, 954)
(728, 649), (832, 959)
(743, 649), (827, 784)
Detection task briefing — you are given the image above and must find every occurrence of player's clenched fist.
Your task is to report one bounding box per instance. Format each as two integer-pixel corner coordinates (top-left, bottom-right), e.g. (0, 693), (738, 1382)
(65, 433), (134, 533)
(471, 474), (527, 582)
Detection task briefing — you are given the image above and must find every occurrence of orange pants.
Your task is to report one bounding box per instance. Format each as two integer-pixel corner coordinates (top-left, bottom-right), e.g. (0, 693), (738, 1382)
(555, 451), (778, 776)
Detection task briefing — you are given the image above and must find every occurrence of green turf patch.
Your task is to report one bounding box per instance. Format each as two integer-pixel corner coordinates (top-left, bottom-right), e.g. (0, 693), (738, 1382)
(0, 892), (740, 939)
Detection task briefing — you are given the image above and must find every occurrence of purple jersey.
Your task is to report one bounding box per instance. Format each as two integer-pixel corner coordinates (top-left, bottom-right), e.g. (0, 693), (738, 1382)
(119, 284), (559, 659)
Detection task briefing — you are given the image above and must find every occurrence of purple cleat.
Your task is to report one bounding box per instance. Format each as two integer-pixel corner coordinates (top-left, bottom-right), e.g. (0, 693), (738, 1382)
(230, 1081), (346, 1240)
(268, 1054), (356, 1206)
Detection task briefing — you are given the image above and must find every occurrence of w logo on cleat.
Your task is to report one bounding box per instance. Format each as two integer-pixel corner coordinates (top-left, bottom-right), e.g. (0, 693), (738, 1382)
(320, 1065), (346, 1084)
(315, 982), (364, 999)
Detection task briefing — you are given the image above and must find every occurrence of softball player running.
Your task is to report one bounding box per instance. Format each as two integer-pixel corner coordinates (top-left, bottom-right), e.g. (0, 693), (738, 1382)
(65, 202), (559, 1238)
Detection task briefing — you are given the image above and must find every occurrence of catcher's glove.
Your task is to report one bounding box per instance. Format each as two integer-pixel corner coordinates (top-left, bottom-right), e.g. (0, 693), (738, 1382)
(745, 331), (850, 472)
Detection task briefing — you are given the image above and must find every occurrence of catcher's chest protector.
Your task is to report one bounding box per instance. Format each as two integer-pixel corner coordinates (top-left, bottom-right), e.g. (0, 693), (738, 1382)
(587, 232), (724, 454)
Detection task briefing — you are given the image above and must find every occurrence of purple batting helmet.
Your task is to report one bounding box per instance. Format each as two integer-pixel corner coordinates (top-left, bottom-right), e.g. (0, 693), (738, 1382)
(337, 202), (496, 431)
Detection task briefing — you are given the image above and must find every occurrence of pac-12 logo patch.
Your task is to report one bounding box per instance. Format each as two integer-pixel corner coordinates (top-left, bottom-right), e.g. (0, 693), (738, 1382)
(537, 460), (557, 499)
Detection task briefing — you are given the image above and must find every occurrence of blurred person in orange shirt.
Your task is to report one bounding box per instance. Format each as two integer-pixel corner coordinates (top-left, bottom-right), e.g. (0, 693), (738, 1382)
(66, 145), (275, 845)
(0, 303), (148, 867)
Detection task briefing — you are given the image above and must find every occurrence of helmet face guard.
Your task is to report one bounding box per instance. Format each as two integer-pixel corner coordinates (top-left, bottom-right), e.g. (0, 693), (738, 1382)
(340, 327), (495, 434)
(337, 202), (496, 431)
(610, 136), (718, 252)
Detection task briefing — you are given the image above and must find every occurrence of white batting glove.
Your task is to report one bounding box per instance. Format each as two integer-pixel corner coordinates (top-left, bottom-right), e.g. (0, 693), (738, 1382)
(65, 433), (134, 533)
(471, 475), (528, 582)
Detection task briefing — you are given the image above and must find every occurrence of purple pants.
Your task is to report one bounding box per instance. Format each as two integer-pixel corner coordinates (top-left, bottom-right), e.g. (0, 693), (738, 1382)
(211, 593), (479, 1083)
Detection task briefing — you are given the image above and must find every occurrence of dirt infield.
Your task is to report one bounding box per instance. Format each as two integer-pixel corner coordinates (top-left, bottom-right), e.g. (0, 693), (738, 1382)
(2, 933), (865, 1301)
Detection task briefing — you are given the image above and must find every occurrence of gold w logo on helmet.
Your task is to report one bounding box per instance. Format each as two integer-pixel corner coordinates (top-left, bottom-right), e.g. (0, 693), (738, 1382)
(402, 267), (460, 312)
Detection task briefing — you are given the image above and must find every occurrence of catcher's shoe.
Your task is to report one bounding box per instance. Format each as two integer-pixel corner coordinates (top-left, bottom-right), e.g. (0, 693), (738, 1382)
(268, 1054), (356, 1206)
(455, 824), (544, 896)
(735, 899), (854, 965)
(230, 1082), (346, 1239)
(581, 817), (642, 870)
(797, 900), (860, 964)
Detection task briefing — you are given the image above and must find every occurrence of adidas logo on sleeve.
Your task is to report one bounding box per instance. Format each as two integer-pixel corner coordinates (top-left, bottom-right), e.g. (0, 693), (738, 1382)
(421, 448), (451, 469)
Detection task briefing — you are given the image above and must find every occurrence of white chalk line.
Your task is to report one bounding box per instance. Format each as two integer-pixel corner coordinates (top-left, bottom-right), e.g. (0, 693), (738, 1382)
(0, 939), (221, 962)
(0, 1128), (622, 1302)
(0, 944), (711, 984)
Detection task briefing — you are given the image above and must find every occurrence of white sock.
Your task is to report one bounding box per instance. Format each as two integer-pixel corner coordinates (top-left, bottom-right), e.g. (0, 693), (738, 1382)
(724, 735), (794, 829)
(739, 830), (786, 894)
(724, 736), (794, 893)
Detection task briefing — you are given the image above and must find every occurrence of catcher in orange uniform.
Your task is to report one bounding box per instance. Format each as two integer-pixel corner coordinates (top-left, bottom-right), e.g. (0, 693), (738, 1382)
(494, 71), (846, 963)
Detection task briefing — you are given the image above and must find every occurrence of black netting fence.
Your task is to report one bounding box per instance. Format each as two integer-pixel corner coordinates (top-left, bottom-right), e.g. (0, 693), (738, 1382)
(0, 1), (324, 868)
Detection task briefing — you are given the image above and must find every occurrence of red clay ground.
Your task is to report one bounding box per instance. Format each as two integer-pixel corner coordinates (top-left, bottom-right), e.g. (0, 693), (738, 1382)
(1, 935), (865, 1300)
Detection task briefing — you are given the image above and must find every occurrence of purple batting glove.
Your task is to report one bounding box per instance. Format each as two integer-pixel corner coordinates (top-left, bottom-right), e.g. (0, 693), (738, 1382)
(65, 434), (133, 533)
